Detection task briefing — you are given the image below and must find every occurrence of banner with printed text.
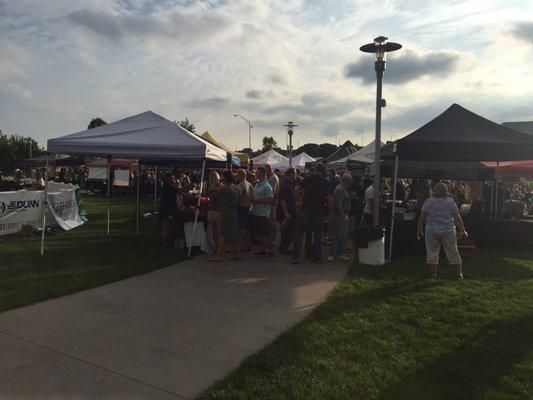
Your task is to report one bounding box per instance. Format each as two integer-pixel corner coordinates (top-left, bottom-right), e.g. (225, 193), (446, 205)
(0, 189), (84, 236)
(46, 190), (84, 231)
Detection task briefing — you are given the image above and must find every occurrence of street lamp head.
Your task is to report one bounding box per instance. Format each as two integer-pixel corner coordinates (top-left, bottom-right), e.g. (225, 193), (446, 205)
(360, 36), (402, 61)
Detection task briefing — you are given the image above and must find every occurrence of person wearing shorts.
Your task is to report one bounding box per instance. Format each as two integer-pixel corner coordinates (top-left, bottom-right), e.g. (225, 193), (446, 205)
(266, 164), (279, 258)
(250, 167), (273, 258)
(417, 182), (468, 281)
(237, 169), (252, 251)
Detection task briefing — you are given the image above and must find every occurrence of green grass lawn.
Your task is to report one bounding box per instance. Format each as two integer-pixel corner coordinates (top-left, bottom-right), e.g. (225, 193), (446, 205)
(199, 248), (533, 400)
(0, 196), (187, 313)
(2, 197), (532, 399)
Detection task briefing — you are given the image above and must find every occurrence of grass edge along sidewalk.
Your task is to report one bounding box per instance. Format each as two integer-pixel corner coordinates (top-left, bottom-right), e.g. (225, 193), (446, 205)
(198, 248), (533, 400)
(0, 196), (188, 313)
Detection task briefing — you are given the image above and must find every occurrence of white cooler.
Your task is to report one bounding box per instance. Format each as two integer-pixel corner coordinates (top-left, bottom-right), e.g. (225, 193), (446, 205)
(359, 236), (386, 265)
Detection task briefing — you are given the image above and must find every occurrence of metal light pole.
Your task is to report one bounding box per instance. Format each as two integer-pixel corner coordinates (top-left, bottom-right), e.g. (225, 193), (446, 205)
(284, 121), (298, 166)
(234, 114), (253, 151)
(360, 36), (402, 227)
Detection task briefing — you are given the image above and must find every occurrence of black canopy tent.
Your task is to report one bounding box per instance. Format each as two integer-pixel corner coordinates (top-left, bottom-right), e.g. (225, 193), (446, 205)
(379, 160), (495, 180)
(393, 104), (533, 161)
(386, 104), (533, 258)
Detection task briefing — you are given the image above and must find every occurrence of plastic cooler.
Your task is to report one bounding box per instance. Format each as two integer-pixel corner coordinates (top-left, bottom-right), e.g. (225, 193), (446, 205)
(358, 225), (386, 266)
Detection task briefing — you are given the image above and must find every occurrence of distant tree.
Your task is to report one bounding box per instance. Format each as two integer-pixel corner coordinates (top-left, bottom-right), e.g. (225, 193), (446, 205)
(274, 147), (287, 157)
(317, 143), (339, 158)
(292, 142), (339, 159)
(0, 133), (42, 172)
(297, 143), (320, 157)
(238, 147), (253, 155)
(176, 118), (196, 133)
(87, 117), (107, 129)
(262, 136), (277, 152)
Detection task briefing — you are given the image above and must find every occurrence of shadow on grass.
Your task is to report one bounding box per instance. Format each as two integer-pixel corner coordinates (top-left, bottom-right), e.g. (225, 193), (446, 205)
(377, 313), (533, 400)
(350, 250), (533, 282)
(312, 278), (434, 323)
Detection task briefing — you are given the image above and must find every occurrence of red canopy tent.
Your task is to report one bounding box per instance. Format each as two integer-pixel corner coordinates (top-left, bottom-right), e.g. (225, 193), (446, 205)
(482, 160), (533, 178)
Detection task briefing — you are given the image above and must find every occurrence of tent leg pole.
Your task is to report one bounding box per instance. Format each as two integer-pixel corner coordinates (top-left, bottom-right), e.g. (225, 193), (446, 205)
(388, 155), (399, 260)
(136, 162), (141, 234)
(495, 161), (499, 218)
(154, 165), (158, 211)
(490, 180), (494, 218)
(188, 159), (206, 258)
(107, 156), (111, 235)
(40, 154), (50, 256)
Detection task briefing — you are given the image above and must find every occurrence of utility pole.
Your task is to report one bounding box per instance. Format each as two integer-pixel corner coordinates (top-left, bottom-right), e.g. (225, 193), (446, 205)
(283, 121), (298, 166)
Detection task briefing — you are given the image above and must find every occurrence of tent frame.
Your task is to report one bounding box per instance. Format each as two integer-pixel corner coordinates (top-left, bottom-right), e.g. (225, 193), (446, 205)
(187, 159), (206, 258)
(40, 154), (50, 256)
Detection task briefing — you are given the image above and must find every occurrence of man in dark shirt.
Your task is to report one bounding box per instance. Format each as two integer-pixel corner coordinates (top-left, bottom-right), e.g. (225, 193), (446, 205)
(291, 163), (332, 264)
(328, 169), (340, 193)
(278, 168), (297, 255)
(159, 174), (179, 247)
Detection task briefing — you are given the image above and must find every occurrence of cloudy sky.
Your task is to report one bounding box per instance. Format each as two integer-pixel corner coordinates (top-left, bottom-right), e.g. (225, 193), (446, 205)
(1, 0), (532, 151)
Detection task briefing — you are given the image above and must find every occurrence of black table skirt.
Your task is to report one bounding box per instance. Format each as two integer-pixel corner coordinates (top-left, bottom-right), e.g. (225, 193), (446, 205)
(390, 217), (533, 255)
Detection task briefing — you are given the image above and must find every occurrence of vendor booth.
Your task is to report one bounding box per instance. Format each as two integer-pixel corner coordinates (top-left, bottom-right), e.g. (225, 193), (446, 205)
(46, 110), (227, 256)
(328, 140), (383, 170)
(201, 131), (250, 168)
(263, 152), (316, 171)
(252, 149), (288, 168)
(385, 104), (533, 257)
(481, 160), (533, 178)
(289, 152), (316, 171)
(307, 140), (359, 168)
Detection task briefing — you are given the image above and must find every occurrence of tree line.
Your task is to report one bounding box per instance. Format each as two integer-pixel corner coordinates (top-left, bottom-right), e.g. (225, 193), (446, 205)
(0, 130), (42, 173)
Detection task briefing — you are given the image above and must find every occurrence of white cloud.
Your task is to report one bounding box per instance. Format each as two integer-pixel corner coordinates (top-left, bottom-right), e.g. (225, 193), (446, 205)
(5, 83), (34, 100)
(0, 0), (531, 150)
(344, 49), (475, 85)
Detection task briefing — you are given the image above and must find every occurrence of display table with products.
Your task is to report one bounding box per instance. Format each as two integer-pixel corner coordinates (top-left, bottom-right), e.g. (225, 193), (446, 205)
(464, 217), (533, 250)
(388, 214), (533, 256)
(183, 221), (214, 253)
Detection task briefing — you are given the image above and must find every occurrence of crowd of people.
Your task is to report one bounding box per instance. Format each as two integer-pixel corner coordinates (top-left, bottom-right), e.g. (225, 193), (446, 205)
(158, 163), (377, 264)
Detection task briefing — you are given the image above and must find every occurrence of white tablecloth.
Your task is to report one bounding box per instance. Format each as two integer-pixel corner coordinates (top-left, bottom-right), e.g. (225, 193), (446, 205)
(183, 221), (214, 253)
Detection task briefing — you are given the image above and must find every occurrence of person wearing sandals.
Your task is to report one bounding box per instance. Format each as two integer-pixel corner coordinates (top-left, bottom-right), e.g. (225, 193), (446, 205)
(210, 171), (242, 262)
(417, 182), (468, 281)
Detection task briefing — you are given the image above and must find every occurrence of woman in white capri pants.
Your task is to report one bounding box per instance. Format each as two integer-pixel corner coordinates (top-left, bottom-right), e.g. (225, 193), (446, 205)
(417, 182), (468, 281)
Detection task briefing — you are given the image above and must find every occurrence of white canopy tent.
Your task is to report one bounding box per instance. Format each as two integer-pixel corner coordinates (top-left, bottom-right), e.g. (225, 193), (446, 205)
(252, 149), (288, 168)
(290, 152), (316, 171)
(48, 111), (226, 161)
(44, 111), (227, 257)
(273, 152), (316, 171)
(328, 140), (384, 167)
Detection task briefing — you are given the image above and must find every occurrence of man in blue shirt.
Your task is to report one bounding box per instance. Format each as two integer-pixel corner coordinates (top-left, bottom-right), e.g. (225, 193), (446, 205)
(250, 166), (274, 257)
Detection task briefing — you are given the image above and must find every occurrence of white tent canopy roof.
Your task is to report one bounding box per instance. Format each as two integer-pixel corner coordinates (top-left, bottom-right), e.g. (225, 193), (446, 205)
(47, 111), (227, 161)
(328, 140), (384, 166)
(274, 152), (316, 171)
(252, 149), (288, 167)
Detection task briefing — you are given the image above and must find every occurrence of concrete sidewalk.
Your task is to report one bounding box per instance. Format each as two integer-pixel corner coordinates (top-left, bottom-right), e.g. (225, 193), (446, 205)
(0, 253), (347, 399)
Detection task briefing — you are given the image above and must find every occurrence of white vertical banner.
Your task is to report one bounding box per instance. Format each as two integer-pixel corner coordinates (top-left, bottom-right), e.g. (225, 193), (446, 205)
(46, 190), (85, 231)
